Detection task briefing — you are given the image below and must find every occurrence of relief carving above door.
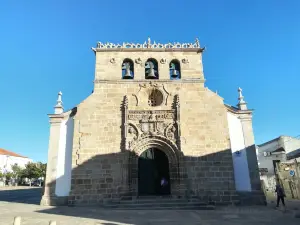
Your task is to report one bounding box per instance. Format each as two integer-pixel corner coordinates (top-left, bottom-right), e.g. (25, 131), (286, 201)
(122, 88), (181, 152)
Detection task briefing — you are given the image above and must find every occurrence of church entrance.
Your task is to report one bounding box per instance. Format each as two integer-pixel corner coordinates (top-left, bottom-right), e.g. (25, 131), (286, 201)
(138, 148), (170, 195)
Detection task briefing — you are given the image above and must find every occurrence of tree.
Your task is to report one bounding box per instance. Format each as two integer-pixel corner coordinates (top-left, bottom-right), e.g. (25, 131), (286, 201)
(23, 162), (41, 186)
(11, 164), (24, 186)
(22, 162), (47, 186)
(5, 172), (13, 182)
(11, 164), (23, 179)
(36, 162), (46, 179)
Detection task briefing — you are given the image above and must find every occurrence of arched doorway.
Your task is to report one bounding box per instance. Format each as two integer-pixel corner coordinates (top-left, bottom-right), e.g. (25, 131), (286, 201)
(138, 148), (171, 195)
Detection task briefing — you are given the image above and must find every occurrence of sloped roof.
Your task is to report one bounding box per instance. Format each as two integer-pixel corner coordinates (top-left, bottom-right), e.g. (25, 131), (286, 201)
(286, 148), (300, 160)
(257, 136), (281, 147)
(0, 148), (28, 158)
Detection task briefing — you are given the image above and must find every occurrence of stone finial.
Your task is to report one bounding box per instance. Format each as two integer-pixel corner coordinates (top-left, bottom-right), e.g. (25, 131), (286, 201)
(195, 38), (200, 48)
(124, 95), (128, 108)
(147, 37), (151, 48)
(237, 87), (247, 110)
(54, 91), (64, 114)
(175, 95), (180, 107)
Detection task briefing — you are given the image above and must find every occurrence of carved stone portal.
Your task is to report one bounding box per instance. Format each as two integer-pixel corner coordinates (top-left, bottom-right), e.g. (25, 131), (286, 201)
(123, 94), (181, 152)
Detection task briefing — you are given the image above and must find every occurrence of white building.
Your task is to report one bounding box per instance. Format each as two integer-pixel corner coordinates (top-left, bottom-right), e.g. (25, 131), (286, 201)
(257, 136), (300, 195)
(0, 148), (32, 173)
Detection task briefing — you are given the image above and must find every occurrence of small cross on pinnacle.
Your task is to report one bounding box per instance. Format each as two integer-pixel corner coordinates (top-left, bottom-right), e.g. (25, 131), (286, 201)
(237, 87), (247, 110)
(57, 91), (62, 105)
(238, 87), (243, 99)
(54, 91), (64, 114)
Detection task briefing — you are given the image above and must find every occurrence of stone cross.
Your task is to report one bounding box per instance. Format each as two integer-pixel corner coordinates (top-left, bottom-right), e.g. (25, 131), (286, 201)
(238, 87), (243, 98)
(54, 91), (64, 114)
(237, 87), (247, 110)
(57, 91), (62, 106)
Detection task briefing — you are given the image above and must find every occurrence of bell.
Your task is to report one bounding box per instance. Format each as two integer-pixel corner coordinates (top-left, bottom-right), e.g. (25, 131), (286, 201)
(171, 69), (178, 78)
(123, 63), (133, 79)
(146, 68), (157, 79)
(146, 62), (157, 79)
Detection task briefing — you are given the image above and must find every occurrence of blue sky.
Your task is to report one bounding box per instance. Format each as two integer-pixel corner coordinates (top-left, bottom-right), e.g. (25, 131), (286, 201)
(0, 1), (299, 162)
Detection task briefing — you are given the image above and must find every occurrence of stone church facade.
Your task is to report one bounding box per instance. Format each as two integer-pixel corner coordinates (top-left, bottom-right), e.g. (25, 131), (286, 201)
(41, 38), (265, 206)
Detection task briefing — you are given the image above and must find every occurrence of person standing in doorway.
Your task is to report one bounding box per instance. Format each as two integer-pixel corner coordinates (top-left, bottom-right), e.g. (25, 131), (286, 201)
(275, 181), (286, 209)
(160, 177), (168, 195)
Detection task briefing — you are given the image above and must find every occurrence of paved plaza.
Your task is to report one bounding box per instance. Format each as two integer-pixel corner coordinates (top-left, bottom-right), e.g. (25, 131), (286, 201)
(0, 187), (299, 225)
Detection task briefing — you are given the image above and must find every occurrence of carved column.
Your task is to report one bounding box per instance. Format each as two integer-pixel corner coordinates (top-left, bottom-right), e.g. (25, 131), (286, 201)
(122, 96), (136, 197)
(174, 95), (181, 150)
(174, 95), (187, 197)
(123, 96), (129, 150)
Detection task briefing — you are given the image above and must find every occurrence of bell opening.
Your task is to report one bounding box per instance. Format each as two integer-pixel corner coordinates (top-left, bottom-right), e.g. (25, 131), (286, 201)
(145, 59), (159, 79)
(122, 59), (134, 79)
(169, 60), (181, 80)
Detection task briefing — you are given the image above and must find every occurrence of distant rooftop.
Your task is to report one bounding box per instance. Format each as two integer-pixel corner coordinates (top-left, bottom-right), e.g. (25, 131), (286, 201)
(0, 148), (28, 158)
(257, 136), (281, 147)
(257, 135), (295, 147)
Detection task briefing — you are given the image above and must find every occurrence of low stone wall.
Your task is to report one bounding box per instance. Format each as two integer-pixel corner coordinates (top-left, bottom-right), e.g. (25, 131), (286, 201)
(0, 186), (40, 190)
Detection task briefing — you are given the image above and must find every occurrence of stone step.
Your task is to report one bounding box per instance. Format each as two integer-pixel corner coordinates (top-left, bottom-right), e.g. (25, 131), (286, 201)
(103, 198), (215, 210)
(108, 201), (207, 206)
(115, 199), (202, 204)
(104, 205), (215, 210)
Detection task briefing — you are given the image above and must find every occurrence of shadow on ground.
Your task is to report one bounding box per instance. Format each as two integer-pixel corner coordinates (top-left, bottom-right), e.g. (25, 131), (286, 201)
(34, 144), (267, 225)
(0, 187), (42, 205)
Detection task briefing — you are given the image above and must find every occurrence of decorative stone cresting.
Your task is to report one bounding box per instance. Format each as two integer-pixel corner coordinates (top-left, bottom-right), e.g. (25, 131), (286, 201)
(93, 37), (202, 49)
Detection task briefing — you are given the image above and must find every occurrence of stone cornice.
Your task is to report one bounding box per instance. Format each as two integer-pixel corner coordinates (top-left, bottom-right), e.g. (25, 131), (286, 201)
(225, 104), (253, 115)
(94, 78), (205, 84)
(48, 114), (64, 118)
(48, 114), (64, 124)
